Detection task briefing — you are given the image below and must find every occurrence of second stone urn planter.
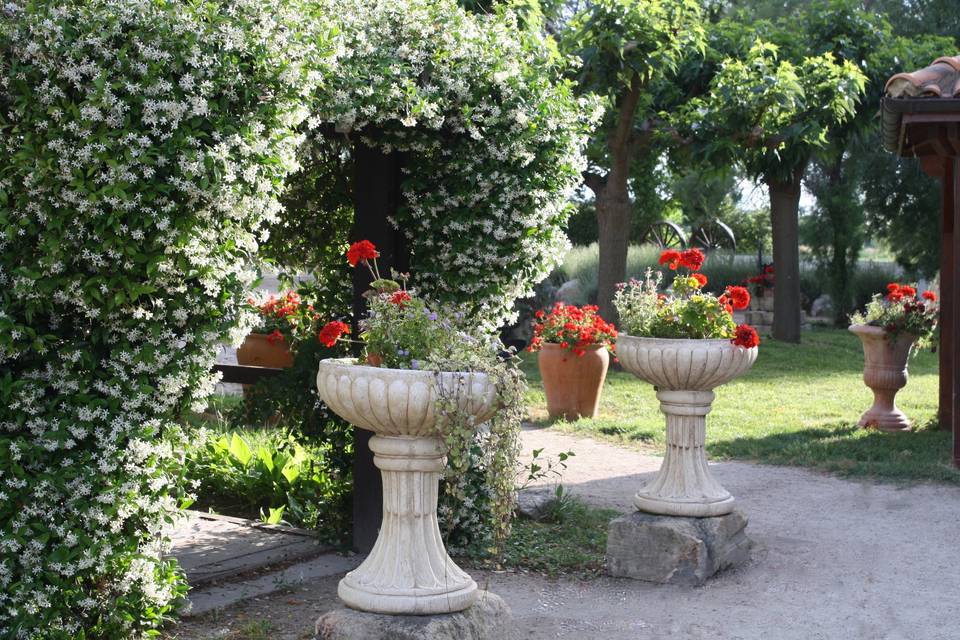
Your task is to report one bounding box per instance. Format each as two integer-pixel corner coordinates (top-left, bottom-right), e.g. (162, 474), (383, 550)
(316, 358), (497, 615)
(849, 324), (916, 431)
(616, 335), (758, 517)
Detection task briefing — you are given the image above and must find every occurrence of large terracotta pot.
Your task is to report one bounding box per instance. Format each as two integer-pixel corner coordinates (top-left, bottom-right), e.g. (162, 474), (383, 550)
(537, 343), (609, 421)
(316, 358), (497, 615)
(616, 334), (758, 517)
(849, 324), (916, 431)
(236, 332), (294, 368)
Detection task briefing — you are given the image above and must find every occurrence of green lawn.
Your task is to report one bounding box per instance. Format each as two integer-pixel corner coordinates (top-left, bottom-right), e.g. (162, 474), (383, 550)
(522, 328), (960, 484)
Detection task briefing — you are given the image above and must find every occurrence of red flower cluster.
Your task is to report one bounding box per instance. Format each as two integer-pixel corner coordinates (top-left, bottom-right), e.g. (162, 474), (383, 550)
(886, 282), (936, 303)
(658, 248), (705, 272)
(390, 291), (412, 307)
(528, 303), (618, 357)
(692, 273), (708, 287)
(746, 264), (775, 289)
(347, 240), (379, 267)
(266, 328), (285, 345)
(252, 290), (307, 319)
(732, 324), (759, 349)
(319, 320), (350, 347)
(724, 286), (751, 310)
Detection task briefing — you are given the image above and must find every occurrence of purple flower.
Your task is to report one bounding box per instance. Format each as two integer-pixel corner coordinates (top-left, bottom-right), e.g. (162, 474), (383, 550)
(410, 359), (420, 370)
(429, 312), (437, 321)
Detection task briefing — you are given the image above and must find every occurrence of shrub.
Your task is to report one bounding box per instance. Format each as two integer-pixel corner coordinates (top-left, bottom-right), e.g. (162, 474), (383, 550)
(0, 0), (331, 636)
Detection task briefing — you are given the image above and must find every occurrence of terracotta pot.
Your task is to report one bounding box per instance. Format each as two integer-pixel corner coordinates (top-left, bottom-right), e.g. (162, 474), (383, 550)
(616, 334), (758, 517)
(849, 324), (916, 431)
(537, 343), (609, 421)
(236, 333), (294, 368)
(366, 352), (384, 367)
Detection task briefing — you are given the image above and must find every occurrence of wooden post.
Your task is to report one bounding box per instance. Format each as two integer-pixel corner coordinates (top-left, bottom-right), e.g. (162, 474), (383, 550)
(937, 157), (954, 435)
(350, 140), (409, 551)
(952, 158), (960, 467)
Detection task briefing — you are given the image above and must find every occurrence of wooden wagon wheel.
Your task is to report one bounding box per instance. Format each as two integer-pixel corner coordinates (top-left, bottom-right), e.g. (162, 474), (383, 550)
(690, 218), (737, 253)
(641, 220), (688, 249)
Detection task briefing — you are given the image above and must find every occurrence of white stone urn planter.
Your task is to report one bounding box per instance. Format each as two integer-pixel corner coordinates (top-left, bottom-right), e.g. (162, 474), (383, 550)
(616, 335), (758, 517)
(316, 358), (497, 615)
(849, 324), (916, 431)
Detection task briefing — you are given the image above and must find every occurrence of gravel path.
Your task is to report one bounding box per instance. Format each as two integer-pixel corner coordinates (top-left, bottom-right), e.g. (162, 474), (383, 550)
(169, 426), (960, 640)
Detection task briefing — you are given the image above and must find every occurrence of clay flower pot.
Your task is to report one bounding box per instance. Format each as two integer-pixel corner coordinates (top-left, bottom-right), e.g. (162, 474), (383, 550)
(849, 324), (916, 431)
(236, 332), (294, 368)
(537, 343), (609, 421)
(616, 335), (758, 517)
(316, 358), (497, 615)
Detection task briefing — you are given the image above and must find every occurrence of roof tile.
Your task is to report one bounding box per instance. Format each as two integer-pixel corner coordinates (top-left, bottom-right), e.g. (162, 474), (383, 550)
(885, 55), (960, 99)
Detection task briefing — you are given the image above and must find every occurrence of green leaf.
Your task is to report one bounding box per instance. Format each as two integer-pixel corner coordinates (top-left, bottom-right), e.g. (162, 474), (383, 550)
(229, 434), (252, 466)
(263, 505), (285, 525)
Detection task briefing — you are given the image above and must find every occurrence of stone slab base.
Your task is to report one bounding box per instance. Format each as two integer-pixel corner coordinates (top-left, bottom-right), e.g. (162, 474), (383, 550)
(315, 591), (516, 640)
(606, 510), (752, 586)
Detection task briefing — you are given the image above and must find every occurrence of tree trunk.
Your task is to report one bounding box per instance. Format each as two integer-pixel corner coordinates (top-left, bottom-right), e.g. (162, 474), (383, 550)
(596, 187), (631, 323)
(767, 167), (805, 343)
(592, 74), (642, 325)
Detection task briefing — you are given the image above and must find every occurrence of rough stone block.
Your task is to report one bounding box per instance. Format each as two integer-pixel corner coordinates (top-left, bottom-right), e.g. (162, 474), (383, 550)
(315, 591), (516, 640)
(606, 510), (752, 585)
(515, 486), (558, 521)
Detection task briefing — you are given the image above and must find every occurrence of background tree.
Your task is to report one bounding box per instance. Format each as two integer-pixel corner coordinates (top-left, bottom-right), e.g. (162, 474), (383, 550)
(686, 37), (865, 341)
(562, 0), (705, 322)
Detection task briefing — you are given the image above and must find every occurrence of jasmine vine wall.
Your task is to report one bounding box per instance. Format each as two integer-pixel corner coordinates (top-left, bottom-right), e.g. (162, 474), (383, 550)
(0, 0), (591, 636)
(0, 0), (333, 636)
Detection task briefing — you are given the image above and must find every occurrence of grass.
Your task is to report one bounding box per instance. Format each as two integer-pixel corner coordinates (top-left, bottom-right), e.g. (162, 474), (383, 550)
(523, 328), (960, 485)
(498, 497), (619, 578)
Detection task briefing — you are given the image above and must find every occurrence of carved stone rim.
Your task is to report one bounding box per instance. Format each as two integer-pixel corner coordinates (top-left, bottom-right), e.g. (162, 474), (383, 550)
(318, 357), (492, 382)
(617, 333), (752, 350)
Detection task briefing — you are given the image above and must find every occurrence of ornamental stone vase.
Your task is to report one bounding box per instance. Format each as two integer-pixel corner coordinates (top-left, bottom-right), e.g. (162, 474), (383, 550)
(316, 358), (497, 615)
(616, 335), (758, 517)
(537, 343), (609, 421)
(849, 324), (916, 431)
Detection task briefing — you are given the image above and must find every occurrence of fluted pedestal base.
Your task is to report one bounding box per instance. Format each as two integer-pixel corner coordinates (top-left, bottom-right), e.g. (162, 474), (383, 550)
(634, 390), (734, 517)
(339, 435), (476, 615)
(858, 390), (911, 431)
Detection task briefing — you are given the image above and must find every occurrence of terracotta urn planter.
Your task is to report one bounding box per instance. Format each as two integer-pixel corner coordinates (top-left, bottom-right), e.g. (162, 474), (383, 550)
(236, 332), (294, 368)
(316, 358), (497, 615)
(537, 343), (609, 421)
(616, 335), (758, 517)
(849, 324), (916, 431)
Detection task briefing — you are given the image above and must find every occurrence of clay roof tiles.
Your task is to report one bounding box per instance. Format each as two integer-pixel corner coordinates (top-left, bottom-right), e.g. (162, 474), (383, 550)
(881, 55), (960, 155)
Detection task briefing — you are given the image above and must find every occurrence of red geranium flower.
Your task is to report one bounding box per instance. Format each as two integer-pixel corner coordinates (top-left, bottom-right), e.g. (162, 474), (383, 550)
(679, 248), (705, 271)
(347, 240), (379, 267)
(923, 290), (938, 302)
(725, 285), (751, 310)
(319, 320), (350, 347)
(732, 324), (759, 349)
(692, 273), (708, 288)
(718, 294), (733, 315)
(659, 249), (682, 270)
(266, 329), (285, 345)
(900, 285), (917, 298)
(390, 291), (412, 307)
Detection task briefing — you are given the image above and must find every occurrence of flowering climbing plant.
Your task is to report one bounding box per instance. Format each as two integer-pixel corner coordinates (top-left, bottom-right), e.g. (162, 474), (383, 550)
(614, 249), (760, 349)
(850, 283), (939, 349)
(527, 303), (618, 357)
(0, 0), (333, 636)
(307, 0), (598, 328)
